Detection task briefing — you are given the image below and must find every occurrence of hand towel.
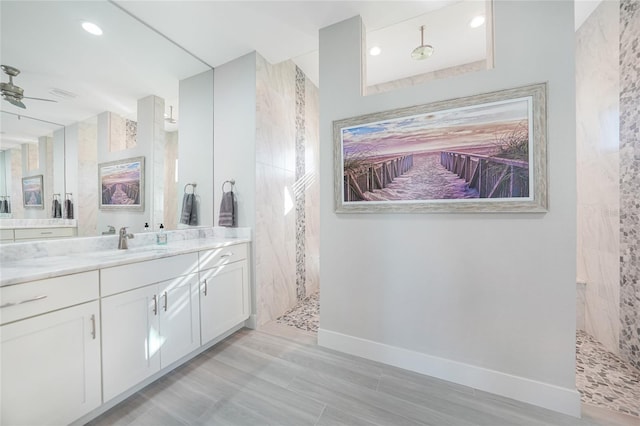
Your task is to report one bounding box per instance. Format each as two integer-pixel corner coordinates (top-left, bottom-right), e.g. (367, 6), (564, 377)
(180, 193), (199, 226)
(52, 199), (62, 218)
(64, 199), (74, 219)
(4, 199), (10, 214)
(218, 190), (237, 227)
(0, 199), (6, 214)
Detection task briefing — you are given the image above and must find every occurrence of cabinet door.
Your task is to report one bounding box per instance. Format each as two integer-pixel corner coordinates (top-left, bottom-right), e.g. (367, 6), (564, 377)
(200, 260), (249, 345)
(158, 273), (200, 367)
(1, 301), (101, 426)
(101, 285), (160, 402)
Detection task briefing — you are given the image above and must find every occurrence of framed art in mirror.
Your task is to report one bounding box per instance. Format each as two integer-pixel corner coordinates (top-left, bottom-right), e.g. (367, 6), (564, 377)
(98, 156), (145, 211)
(333, 83), (548, 213)
(22, 175), (44, 209)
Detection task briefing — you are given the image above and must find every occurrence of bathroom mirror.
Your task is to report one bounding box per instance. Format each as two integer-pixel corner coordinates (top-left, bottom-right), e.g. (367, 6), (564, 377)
(0, 112), (65, 221)
(0, 0), (210, 239)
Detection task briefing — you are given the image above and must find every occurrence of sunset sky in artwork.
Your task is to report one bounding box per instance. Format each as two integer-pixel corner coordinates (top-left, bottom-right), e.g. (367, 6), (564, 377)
(341, 97), (531, 157)
(101, 161), (141, 184)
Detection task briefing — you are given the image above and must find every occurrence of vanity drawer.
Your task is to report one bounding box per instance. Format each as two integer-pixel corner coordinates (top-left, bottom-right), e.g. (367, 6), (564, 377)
(100, 252), (198, 297)
(199, 243), (247, 271)
(0, 229), (14, 241)
(0, 271), (99, 325)
(14, 227), (75, 241)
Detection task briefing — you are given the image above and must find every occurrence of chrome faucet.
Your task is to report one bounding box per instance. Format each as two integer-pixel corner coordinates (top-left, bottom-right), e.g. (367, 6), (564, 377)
(118, 227), (134, 249)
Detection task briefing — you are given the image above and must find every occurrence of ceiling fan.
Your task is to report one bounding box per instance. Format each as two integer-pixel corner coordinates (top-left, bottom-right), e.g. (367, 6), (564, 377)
(1, 64), (57, 109)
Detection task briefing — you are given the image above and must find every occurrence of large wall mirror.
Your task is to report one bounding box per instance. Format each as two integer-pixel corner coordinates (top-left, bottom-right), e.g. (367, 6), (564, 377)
(0, 1), (211, 241)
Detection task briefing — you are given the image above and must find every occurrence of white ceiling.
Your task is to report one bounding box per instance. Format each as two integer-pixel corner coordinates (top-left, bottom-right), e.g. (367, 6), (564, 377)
(0, 1), (208, 150)
(1, 0), (601, 151)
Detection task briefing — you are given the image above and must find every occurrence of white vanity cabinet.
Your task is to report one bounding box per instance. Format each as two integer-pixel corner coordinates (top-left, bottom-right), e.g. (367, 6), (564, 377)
(0, 226), (77, 243)
(199, 243), (250, 345)
(100, 253), (200, 402)
(0, 271), (101, 426)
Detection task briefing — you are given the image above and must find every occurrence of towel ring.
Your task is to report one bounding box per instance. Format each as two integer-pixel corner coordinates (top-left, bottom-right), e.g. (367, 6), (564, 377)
(222, 179), (235, 192)
(184, 183), (197, 194)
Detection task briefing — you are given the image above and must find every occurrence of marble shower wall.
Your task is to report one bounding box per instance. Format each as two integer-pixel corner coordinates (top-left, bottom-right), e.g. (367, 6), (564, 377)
(9, 148), (23, 218)
(255, 54), (319, 326)
(576, 0), (620, 355)
(76, 119), (98, 237)
(164, 131), (178, 230)
(304, 73), (320, 298)
(619, 0), (640, 370)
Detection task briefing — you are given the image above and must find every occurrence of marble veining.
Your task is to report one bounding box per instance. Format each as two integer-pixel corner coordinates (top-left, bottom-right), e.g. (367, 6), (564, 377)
(576, 0), (621, 355)
(253, 55), (319, 326)
(366, 61), (487, 96)
(77, 119), (98, 237)
(0, 227), (251, 287)
(9, 148), (23, 218)
(304, 77), (320, 297)
(619, 0), (640, 370)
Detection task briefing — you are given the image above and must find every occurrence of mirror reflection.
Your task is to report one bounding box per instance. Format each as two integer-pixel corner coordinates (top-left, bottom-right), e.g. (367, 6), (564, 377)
(0, 0), (210, 242)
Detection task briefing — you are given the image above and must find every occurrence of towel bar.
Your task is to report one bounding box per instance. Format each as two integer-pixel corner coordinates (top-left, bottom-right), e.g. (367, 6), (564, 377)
(184, 183), (197, 194)
(222, 179), (235, 192)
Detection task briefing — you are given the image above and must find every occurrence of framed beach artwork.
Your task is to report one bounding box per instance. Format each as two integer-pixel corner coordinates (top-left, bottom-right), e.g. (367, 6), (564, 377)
(334, 83), (548, 213)
(98, 156), (145, 211)
(22, 175), (44, 209)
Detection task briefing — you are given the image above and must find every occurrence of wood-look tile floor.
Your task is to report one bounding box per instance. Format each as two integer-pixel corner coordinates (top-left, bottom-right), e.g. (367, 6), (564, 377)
(88, 323), (639, 426)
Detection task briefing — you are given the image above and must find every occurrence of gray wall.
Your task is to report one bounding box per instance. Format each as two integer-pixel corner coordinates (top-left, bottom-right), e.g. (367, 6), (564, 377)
(318, 1), (579, 417)
(179, 69), (215, 229)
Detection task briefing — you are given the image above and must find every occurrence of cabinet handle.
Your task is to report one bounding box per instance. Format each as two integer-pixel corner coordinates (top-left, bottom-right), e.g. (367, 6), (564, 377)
(39, 231), (53, 235)
(163, 291), (168, 312)
(90, 314), (96, 340)
(152, 295), (158, 315)
(220, 252), (233, 258)
(203, 279), (208, 296)
(0, 294), (47, 309)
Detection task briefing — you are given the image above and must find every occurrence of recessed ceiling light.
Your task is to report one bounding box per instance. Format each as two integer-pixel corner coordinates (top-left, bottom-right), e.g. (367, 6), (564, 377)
(369, 46), (381, 56)
(469, 16), (485, 28)
(82, 22), (103, 36)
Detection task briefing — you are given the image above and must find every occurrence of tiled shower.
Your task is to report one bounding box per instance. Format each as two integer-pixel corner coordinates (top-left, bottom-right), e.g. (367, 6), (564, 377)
(576, 0), (640, 418)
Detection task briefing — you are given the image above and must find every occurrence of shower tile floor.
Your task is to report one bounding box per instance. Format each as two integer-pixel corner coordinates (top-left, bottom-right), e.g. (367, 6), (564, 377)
(576, 330), (640, 418)
(277, 296), (640, 419)
(276, 292), (319, 332)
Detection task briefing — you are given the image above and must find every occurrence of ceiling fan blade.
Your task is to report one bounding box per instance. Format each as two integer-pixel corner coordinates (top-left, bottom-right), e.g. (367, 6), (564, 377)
(22, 96), (58, 103)
(3, 94), (26, 109)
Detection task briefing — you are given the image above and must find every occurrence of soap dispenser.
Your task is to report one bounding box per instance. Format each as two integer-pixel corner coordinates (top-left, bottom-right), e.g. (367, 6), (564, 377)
(143, 222), (150, 232)
(156, 223), (167, 245)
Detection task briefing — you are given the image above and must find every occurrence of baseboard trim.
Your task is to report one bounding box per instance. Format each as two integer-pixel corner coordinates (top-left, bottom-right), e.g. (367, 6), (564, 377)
(318, 328), (581, 418)
(245, 314), (258, 329)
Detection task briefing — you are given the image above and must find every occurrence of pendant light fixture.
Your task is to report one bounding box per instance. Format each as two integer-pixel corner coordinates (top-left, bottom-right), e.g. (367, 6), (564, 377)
(411, 25), (434, 60)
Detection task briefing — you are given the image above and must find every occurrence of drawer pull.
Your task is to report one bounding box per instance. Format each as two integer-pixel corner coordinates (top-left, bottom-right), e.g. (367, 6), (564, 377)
(90, 314), (96, 339)
(40, 231), (53, 235)
(152, 295), (158, 316)
(220, 252), (233, 258)
(0, 294), (48, 309)
(163, 291), (168, 312)
(203, 279), (208, 296)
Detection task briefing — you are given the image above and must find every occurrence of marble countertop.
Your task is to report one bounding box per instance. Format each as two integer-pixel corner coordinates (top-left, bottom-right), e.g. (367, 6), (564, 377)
(0, 219), (78, 229)
(0, 236), (250, 287)
(0, 224), (78, 229)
